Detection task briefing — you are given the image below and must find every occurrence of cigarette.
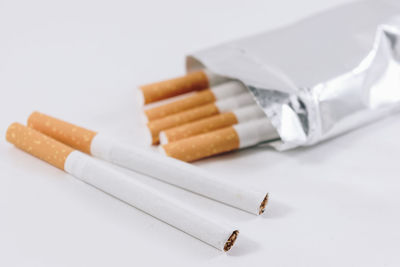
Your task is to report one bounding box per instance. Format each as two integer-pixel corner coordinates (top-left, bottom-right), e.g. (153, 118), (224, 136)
(6, 122), (239, 251)
(138, 70), (228, 105)
(143, 81), (247, 122)
(28, 112), (269, 215)
(160, 105), (266, 144)
(160, 118), (279, 162)
(147, 93), (255, 144)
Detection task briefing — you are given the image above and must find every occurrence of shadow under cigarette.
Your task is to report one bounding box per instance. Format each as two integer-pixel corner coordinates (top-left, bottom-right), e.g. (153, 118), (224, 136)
(227, 235), (261, 257)
(261, 199), (292, 220)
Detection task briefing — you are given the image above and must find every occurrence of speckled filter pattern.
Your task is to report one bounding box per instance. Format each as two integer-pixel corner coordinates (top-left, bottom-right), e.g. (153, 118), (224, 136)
(144, 89), (216, 121)
(28, 112), (97, 155)
(163, 112), (238, 143)
(147, 103), (220, 144)
(6, 123), (74, 170)
(162, 126), (240, 162)
(139, 70), (209, 104)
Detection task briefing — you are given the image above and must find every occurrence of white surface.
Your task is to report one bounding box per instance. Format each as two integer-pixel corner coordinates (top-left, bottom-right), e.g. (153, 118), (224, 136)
(1, 0), (399, 266)
(64, 150), (235, 251)
(91, 133), (267, 214)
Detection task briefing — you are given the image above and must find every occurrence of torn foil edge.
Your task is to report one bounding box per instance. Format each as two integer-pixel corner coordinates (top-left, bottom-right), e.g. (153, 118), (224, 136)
(186, 2), (400, 151)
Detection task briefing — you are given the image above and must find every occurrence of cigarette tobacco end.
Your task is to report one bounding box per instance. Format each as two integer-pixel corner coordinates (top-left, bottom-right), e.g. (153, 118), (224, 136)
(258, 193), (269, 215)
(223, 230), (239, 252)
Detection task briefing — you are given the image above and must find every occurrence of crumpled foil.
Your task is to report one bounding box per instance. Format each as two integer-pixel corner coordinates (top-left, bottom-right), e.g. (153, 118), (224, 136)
(187, 0), (400, 150)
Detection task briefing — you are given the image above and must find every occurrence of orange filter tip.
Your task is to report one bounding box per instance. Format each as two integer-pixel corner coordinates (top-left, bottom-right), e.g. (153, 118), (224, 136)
(6, 122), (74, 170)
(27, 111), (97, 155)
(143, 89), (216, 121)
(138, 70), (210, 105)
(146, 103), (220, 145)
(160, 126), (240, 162)
(159, 112), (239, 144)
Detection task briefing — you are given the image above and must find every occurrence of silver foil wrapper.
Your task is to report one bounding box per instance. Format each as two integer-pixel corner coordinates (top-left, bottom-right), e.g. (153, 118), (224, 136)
(187, 0), (400, 150)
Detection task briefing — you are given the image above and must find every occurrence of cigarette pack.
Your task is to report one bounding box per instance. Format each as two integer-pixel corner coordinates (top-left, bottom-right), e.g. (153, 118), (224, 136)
(186, 0), (400, 150)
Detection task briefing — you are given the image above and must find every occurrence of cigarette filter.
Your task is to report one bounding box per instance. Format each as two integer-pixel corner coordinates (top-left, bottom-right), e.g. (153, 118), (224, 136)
(7, 123), (239, 251)
(28, 112), (269, 215)
(147, 93), (255, 144)
(143, 81), (247, 122)
(138, 69), (228, 105)
(160, 105), (266, 144)
(160, 118), (279, 162)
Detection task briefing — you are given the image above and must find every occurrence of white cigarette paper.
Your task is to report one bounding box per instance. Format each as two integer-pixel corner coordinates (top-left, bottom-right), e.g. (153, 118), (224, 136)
(65, 151), (238, 251)
(234, 117), (279, 148)
(210, 81), (248, 99)
(215, 92), (255, 112)
(232, 105), (266, 123)
(7, 122), (239, 251)
(28, 112), (269, 215)
(91, 134), (268, 215)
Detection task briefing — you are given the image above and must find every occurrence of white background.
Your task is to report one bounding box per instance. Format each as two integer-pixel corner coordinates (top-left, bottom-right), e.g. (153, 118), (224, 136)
(1, 0), (399, 266)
